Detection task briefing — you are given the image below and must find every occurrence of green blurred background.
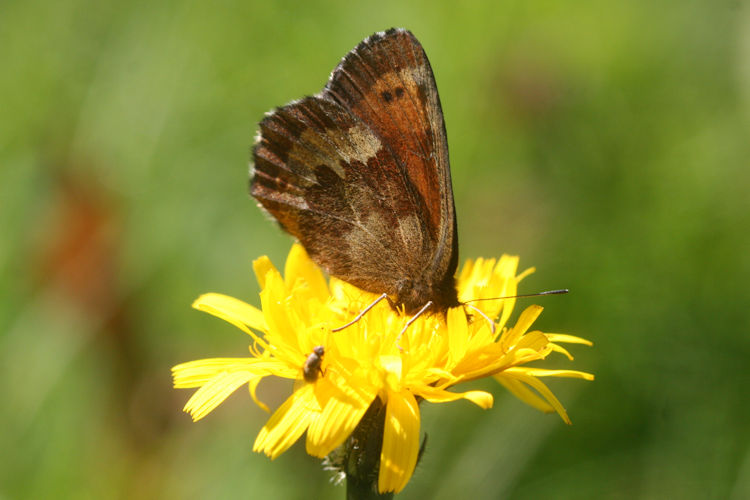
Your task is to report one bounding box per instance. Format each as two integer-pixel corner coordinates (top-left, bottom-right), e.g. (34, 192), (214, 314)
(2, 0), (749, 498)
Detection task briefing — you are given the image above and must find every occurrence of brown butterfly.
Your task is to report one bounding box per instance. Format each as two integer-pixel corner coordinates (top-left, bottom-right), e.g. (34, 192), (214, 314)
(251, 28), (459, 315)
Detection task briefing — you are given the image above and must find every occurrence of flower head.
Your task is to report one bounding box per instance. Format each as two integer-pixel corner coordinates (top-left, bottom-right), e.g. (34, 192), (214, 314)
(172, 244), (593, 494)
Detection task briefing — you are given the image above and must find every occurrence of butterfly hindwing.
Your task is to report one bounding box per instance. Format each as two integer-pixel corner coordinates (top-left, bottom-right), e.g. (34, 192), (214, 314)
(252, 96), (433, 293)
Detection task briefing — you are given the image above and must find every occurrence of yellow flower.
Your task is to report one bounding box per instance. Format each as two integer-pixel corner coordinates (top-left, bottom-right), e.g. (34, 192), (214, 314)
(172, 244), (594, 494)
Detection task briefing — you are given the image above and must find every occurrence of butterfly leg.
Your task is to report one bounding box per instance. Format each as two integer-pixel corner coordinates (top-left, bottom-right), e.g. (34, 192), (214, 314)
(463, 304), (496, 335)
(396, 300), (433, 350)
(332, 293), (389, 332)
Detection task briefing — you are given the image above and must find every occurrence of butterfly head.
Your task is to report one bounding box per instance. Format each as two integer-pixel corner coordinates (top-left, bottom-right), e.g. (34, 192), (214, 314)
(395, 275), (459, 315)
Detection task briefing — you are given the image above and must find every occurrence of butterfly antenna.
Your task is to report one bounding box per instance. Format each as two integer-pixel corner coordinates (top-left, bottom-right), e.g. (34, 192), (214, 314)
(462, 289), (568, 335)
(464, 289), (569, 304)
(332, 293), (388, 332)
(397, 300), (433, 350)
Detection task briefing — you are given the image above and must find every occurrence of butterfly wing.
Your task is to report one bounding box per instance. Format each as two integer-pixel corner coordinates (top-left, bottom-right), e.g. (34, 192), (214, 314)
(251, 29), (458, 312)
(252, 97), (433, 294)
(323, 29), (459, 293)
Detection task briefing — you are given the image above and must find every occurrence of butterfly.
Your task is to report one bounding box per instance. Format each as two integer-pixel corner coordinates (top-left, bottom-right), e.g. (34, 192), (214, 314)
(251, 28), (459, 315)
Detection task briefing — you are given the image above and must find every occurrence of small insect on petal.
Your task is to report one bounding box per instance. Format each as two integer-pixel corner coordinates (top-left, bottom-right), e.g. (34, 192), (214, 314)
(303, 345), (325, 383)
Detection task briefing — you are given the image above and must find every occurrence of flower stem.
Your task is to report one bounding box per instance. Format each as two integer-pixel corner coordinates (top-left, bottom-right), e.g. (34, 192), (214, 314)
(344, 399), (393, 500)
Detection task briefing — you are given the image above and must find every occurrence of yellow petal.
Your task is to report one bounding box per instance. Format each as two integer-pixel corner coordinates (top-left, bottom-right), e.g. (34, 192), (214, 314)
(252, 255), (275, 289)
(182, 370), (256, 421)
(253, 384), (317, 459)
(248, 376), (270, 413)
(519, 368), (595, 381)
(548, 343), (575, 360)
(284, 243), (329, 301)
(502, 368), (572, 424)
(494, 375), (555, 414)
(516, 266), (535, 282)
(446, 307), (469, 367)
(513, 304), (543, 335)
(379, 390), (420, 493)
(192, 293), (268, 342)
(456, 258), (475, 287)
(379, 355), (403, 386)
(546, 333), (593, 346)
(461, 390), (494, 409)
(493, 255), (519, 329)
(416, 385), (494, 409)
(259, 270), (302, 356)
(515, 329), (550, 351)
(306, 378), (375, 457)
(501, 305), (543, 349)
(172, 358), (278, 388)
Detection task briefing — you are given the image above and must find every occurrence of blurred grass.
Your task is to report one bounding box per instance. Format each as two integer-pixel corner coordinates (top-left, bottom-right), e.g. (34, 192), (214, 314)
(2, 0), (749, 498)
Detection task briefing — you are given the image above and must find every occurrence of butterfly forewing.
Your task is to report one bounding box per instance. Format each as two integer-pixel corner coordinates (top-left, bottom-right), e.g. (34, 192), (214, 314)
(323, 29), (457, 278)
(251, 28), (459, 313)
